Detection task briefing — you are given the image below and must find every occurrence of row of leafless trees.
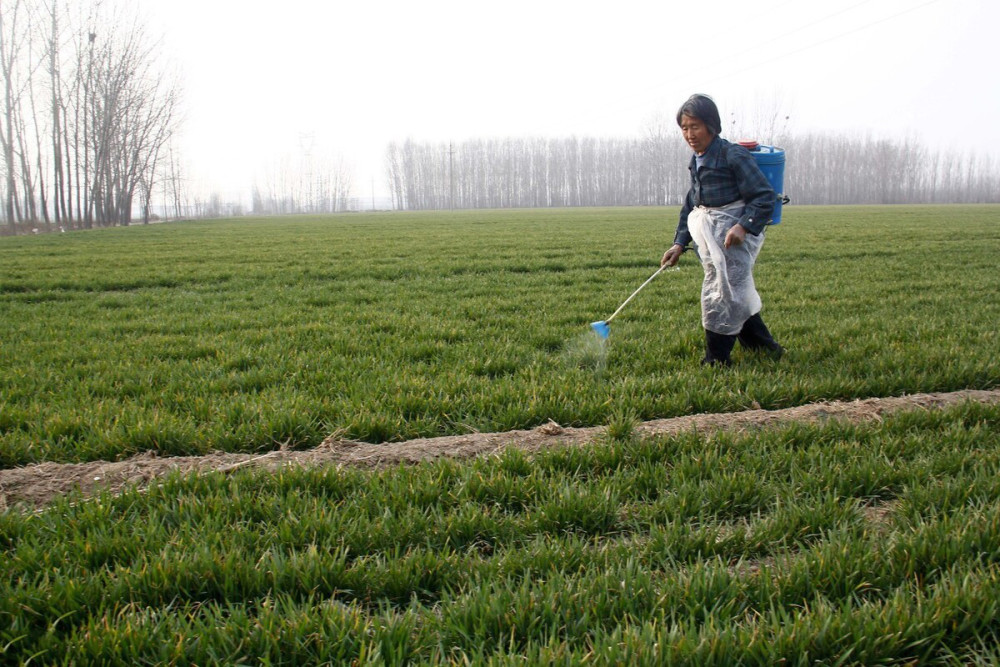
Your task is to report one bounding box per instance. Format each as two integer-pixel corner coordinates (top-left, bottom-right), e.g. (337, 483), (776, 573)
(384, 135), (690, 211)
(0, 0), (179, 232)
(384, 131), (1000, 211)
(251, 154), (354, 216)
(784, 132), (998, 205)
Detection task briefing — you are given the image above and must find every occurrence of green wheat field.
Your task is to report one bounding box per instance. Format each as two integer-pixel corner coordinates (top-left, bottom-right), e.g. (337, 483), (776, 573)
(1, 205), (999, 663)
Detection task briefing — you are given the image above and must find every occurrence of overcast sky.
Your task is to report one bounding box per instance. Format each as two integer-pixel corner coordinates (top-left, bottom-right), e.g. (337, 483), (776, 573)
(141, 0), (995, 203)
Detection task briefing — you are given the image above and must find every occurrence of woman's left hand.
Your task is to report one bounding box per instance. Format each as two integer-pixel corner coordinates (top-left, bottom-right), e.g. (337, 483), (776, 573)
(724, 224), (747, 249)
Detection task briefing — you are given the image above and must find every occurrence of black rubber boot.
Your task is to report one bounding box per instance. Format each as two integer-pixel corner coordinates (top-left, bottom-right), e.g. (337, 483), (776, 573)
(738, 313), (783, 360)
(702, 329), (736, 366)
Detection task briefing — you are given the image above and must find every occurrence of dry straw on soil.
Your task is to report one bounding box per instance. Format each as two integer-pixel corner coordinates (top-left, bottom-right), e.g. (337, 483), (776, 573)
(2, 389), (998, 512)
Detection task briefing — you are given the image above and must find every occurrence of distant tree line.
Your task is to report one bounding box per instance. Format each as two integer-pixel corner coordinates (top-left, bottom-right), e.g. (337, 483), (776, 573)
(785, 132), (998, 205)
(1, 0), (179, 232)
(251, 153), (354, 216)
(384, 135), (687, 210)
(384, 132), (1000, 211)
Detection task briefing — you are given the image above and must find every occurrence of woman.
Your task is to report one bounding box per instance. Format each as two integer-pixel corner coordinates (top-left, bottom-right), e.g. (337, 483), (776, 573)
(661, 94), (783, 366)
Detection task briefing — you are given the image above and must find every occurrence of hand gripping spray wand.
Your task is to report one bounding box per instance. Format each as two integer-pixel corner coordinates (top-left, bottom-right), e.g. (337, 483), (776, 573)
(590, 264), (673, 339)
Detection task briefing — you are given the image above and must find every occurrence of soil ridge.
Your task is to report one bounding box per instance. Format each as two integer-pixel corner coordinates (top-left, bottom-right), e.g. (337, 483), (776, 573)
(2, 389), (998, 512)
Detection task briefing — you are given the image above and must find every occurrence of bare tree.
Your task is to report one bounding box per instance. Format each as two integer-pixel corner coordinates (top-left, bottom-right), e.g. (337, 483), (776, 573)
(0, 0), (29, 230)
(726, 92), (793, 146)
(0, 0), (181, 231)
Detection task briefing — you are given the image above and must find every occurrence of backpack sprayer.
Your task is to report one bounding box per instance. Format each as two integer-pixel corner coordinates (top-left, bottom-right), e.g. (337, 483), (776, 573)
(737, 140), (789, 223)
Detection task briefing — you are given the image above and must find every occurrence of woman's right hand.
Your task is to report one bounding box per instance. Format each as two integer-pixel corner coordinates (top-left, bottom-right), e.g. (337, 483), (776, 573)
(661, 244), (684, 267)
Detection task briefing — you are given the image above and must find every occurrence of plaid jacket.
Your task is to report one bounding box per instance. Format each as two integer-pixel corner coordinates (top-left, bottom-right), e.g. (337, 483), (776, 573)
(673, 136), (775, 249)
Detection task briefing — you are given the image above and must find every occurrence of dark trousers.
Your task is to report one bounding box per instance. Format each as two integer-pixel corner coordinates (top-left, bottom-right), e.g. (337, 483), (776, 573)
(703, 313), (780, 365)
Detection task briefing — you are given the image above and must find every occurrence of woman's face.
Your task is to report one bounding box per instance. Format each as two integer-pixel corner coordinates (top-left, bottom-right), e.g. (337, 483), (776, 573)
(680, 114), (714, 155)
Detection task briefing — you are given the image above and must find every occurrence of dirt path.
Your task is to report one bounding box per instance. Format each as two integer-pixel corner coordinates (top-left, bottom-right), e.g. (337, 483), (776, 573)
(2, 389), (998, 512)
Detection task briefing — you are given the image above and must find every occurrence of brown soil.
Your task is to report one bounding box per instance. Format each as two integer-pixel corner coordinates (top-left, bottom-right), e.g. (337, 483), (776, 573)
(2, 389), (998, 513)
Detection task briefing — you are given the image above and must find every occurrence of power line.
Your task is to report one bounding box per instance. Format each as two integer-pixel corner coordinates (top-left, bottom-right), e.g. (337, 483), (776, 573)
(580, 0), (945, 129)
(706, 0), (945, 88)
(686, 0), (880, 94)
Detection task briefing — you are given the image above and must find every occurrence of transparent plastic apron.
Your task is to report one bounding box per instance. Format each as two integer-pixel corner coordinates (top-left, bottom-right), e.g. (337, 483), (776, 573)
(687, 201), (764, 335)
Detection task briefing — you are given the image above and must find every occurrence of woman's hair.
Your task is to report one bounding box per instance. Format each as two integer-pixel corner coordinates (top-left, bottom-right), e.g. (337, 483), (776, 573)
(676, 94), (722, 136)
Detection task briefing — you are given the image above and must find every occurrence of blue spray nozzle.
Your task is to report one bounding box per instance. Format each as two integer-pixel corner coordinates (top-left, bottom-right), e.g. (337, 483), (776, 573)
(590, 264), (673, 340)
(590, 321), (610, 339)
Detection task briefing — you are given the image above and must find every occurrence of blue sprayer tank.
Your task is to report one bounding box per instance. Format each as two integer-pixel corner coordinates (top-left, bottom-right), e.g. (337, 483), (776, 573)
(738, 141), (786, 224)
